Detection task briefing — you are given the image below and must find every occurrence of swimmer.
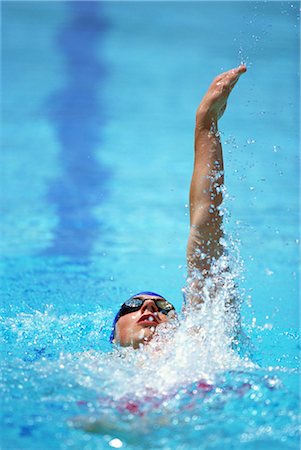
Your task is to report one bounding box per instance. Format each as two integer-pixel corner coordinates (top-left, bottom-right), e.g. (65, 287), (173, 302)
(110, 65), (247, 349)
(71, 65), (248, 434)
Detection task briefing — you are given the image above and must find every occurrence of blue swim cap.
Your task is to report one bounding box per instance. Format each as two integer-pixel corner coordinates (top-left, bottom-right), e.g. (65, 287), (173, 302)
(109, 291), (165, 343)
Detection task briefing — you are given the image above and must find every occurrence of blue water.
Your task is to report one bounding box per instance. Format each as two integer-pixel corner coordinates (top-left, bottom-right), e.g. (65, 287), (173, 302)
(1, 2), (300, 449)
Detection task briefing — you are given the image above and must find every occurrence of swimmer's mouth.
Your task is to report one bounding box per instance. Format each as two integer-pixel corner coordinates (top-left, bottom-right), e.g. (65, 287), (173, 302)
(137, 314), (159, 326)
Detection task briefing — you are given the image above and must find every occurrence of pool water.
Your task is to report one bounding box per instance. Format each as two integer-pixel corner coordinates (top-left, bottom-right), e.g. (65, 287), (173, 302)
(1, 2), (300, 449)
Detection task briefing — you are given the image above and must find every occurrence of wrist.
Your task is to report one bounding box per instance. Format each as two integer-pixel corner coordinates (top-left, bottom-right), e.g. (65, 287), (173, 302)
(195, 118), (218, 135)
(196, 109), (218, 132)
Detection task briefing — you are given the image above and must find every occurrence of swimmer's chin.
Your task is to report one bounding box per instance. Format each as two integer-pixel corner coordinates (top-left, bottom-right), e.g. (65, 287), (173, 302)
(137, 323), (170, 347)
(136, 327), (156, 345)
(129, 326), (162, 349)
(114, 325), (162, 349)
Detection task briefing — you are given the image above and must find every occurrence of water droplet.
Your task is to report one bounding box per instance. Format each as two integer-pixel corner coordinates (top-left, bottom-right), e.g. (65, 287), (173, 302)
(109, 438), (123, 448)
(264, 268), (274, 276)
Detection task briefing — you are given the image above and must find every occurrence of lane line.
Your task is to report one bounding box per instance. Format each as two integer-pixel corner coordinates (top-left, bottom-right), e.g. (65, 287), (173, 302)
(44, 2), (110, 258)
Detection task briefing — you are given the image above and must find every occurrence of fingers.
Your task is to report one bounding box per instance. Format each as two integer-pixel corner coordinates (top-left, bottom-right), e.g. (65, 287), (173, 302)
(215, 65), (247, 83)
(225, 65), (247, 83)
(226, 65), (247, 77)
(214, 65), (246, 96)
(232, 64), (247, 75)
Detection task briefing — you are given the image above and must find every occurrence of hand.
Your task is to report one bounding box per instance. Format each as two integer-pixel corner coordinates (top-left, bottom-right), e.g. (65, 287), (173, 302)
(196, 65), (247, 130)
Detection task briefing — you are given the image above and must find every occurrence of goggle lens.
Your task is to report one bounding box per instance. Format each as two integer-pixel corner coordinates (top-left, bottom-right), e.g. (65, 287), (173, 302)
(119, 298), (174, 317)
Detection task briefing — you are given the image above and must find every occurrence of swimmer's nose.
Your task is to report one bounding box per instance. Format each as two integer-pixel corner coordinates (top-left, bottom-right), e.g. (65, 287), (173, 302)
(140, 299), (158, 314)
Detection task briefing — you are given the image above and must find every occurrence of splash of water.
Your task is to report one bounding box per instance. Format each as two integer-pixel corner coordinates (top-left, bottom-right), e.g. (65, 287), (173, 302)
(51, 230), (254, 403)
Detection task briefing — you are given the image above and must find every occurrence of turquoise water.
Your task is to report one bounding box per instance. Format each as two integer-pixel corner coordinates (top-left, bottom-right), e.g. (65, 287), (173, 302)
(1, 2), (300, 449)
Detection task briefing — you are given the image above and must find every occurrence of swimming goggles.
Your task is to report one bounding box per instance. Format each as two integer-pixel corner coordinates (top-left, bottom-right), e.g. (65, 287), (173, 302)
(118, 297), (175, 318)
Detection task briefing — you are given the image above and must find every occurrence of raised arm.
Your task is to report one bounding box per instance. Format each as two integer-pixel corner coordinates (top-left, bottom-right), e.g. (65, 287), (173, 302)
(186, 66), (247, 300)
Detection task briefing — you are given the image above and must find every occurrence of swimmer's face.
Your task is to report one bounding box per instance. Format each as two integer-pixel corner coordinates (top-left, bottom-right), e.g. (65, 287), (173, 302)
(114, 294), (175, 349)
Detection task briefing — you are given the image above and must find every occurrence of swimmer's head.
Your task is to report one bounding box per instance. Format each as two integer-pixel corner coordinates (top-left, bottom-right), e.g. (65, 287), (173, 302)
(110, 292), (177, 349)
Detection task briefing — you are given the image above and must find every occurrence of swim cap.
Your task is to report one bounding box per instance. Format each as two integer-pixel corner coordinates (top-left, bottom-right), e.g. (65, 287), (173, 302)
(109, 291), (165, 343)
